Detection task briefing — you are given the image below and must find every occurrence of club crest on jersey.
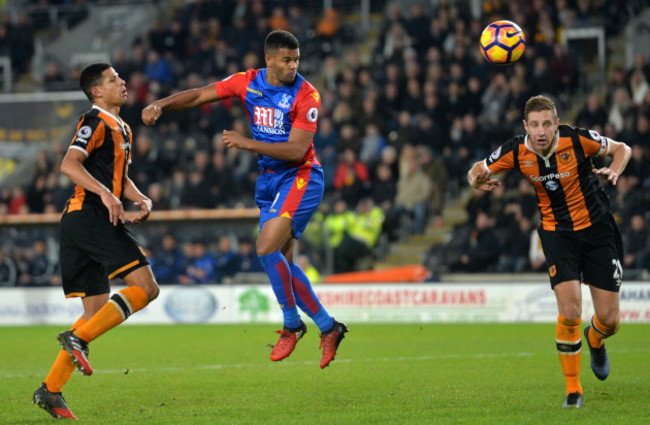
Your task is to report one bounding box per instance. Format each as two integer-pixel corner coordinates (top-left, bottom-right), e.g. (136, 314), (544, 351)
(545, 181), (558, 191)
(559, 152), (572, 164)
(253, 106), (285, 134)
(278, 94), (292, 109)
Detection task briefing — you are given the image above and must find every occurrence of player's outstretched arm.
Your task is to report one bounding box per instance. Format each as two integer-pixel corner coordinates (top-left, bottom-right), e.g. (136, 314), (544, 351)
(592, 139), (632, 186)
(467, 161), (501, 192)
(60, 149), (125, 226)
(142, 83), (221, 126)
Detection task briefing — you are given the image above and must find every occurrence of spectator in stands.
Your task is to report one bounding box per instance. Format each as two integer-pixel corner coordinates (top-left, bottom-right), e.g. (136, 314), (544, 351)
(369, 162), (397, 210)
(480, 73), (509, 130)
(287, 5), (310, 44)
(395, 153), (432, 234)
(323, 198), (355, 273)
(42, 60), (66, 91)
(332, 148), (370, 206)
(205, 151), (236, 206)
(181, 169), (211, 208)
(18, 238), (55, 286)
(184, 241), (217, 284)
(625, 114), (650, 149)
(418, 145), (447, 227)
(452, 211), (500, 272)
(236, 237), (264, 274)
(215, 235), (238, 283)
(152, 234), (185, 284)
(550, 43), (577, 95)
(9, 187), (27, 214)
(610, 175), (644, 225)
(10, 12), (35, 75)
(497, 215), (534, 273)
(296, 254), (320, 284)
(575, 93), (608, 130)
(268, 6), (290, 31)
(147, 182), (169, 210)
(623, 144), (649, 187)
(315, 8), (340, 57)
(167, 169), (187, 210)
(359, 123), (386, 166)
(465, 187), (492, 224)
(629, 68), (649, 106)
(0, 250), (18, 287)
(26, 175), (47, 214)
(623, 214), (650, 270)
(144, 50), (174, 87)
(346, 197), (385, 269)
(608, 88), (635, 136)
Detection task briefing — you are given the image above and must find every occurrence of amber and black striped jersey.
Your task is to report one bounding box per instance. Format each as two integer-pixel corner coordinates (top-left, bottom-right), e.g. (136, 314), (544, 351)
(63, 105), (132, 214)
(484, 125), (611, 232)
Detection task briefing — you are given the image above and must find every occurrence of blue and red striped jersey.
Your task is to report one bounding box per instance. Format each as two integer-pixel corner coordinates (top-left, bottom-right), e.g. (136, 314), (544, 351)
(215, 68), (321, 171)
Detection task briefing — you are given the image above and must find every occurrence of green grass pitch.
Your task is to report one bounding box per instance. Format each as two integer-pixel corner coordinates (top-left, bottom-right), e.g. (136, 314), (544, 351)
(1, 323), (649, 424)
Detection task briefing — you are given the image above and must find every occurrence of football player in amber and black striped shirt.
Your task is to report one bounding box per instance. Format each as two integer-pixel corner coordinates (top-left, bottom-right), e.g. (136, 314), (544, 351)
(33, 63), (160, 420)
(468, 95), (631, 409)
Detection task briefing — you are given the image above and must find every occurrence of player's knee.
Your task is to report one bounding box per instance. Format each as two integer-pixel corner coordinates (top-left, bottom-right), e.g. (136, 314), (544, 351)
(135, 278), (159, 302)
(256, 240), (275, 257)
(145, 281), (160, 301)
(597, 311), (619, 330)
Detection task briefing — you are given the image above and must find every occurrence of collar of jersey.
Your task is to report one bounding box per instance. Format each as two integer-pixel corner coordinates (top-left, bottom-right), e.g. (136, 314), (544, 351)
(524, 130), (559, 162)
(92, 104), (126, 132)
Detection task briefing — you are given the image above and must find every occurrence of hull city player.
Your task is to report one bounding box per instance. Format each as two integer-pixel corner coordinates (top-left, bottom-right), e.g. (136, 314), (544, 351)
(33, 63), (159, 419)
(467, 95), (631, 408)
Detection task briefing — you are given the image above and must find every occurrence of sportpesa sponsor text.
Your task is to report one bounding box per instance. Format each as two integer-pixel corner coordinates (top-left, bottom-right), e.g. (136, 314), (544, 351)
(529, 171), (570, 182)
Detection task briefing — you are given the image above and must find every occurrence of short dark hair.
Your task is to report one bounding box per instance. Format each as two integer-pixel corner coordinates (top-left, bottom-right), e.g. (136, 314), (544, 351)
(524, 95), (557, 121)
(79, 63), (112, 101)
(264, 30), (299, 54)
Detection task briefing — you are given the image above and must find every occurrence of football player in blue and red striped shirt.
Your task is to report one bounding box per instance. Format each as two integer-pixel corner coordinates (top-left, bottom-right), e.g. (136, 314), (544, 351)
(143, 30), (347, 369)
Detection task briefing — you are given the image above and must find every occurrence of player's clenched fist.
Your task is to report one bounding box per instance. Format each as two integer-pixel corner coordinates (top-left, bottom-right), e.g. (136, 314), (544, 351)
(141, 104), (162, 126)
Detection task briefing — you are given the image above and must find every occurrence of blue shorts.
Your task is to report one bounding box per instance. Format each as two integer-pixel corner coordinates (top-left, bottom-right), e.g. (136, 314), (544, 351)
(255, 163), (324, 239)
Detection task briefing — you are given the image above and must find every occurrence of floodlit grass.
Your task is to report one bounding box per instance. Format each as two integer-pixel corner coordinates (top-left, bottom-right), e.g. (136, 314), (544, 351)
(1, 323), (649, 424)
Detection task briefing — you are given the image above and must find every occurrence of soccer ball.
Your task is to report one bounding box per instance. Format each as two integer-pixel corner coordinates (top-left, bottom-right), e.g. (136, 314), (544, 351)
(479, 20), (526, 65)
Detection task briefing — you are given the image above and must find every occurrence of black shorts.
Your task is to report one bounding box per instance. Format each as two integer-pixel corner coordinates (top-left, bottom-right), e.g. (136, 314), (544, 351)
(59, 208), (149, 298)
(538, 214), (623, 292)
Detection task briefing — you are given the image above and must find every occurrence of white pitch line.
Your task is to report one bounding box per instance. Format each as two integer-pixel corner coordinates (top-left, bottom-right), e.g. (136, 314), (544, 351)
(3, 348), (648, 379)
(3, 351), (534, 379)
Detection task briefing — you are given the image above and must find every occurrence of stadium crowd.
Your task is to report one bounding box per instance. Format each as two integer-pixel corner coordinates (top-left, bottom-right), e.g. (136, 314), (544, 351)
(1, 0), (650, 287)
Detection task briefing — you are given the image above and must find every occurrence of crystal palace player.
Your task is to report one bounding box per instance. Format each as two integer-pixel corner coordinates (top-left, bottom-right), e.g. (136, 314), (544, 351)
(467, 95), (631, 408)
(142, 30), (347, 368)
(33, 63), (159, 419)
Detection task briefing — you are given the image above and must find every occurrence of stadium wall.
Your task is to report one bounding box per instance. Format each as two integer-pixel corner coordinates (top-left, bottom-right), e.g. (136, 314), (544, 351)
(1, 282), (650, 325)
